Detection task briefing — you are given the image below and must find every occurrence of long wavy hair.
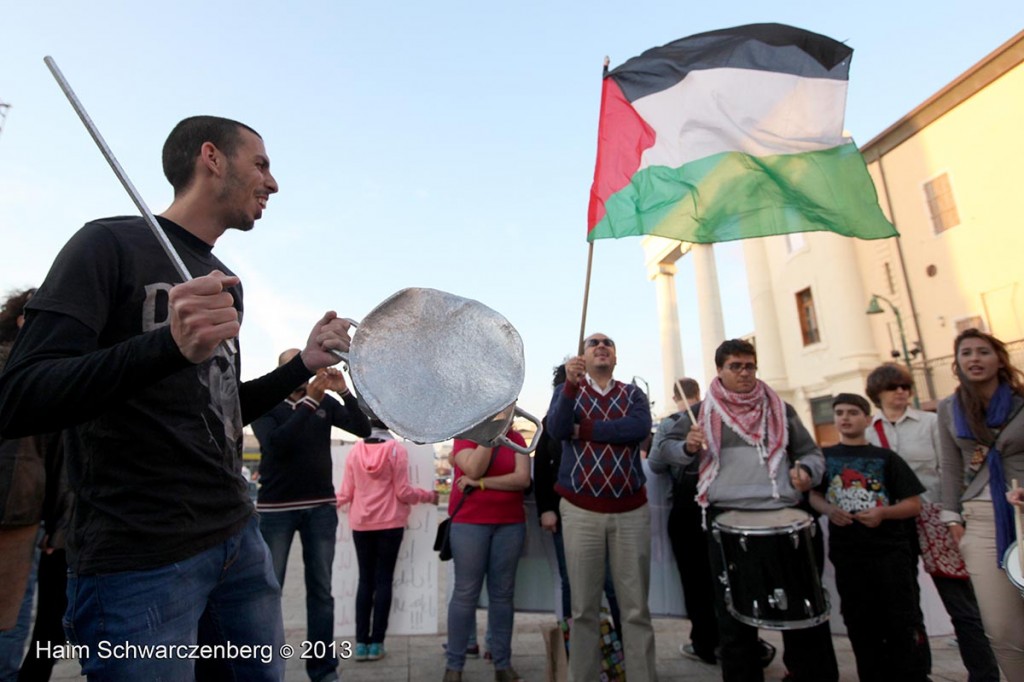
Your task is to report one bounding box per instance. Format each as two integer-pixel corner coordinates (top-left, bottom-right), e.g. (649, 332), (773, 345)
(952, 328), (1024, 442)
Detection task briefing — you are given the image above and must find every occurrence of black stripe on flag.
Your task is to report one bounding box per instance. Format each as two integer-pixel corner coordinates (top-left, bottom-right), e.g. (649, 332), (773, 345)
(609, 23), (853, 103)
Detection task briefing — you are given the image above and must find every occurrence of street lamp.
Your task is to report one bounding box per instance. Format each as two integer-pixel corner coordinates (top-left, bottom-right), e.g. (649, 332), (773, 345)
(866, 293), (919, 408)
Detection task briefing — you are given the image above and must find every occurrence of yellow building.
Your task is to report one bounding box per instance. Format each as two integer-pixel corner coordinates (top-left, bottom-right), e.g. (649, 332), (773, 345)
(645, 29), (1024, 444)
(859, 29), (1024, 407)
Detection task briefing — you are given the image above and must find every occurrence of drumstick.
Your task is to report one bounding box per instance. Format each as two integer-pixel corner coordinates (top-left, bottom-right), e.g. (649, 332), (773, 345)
(1014, 479), (1024, 577)
(674, 379), (708, 450)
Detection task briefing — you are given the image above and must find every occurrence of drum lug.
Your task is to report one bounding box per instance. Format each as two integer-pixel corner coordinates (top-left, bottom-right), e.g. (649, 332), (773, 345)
(752, 600), (761, 619)
(767, 588), (788, 611)
(791, 532), (800, 549)
(804, 598), (813, 616)
(739, 536), (747, 552)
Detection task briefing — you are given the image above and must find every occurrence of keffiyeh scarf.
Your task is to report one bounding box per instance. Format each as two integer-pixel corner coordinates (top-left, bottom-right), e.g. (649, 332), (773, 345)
(696, 376), (789, 511)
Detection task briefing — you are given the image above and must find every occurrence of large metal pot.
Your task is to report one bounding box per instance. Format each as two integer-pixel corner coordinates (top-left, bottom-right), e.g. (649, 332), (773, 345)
(340, 288), (540, 454)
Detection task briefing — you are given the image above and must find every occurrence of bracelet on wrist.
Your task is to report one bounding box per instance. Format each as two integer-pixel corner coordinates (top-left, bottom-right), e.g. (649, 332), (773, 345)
(479, 478), (486, 491)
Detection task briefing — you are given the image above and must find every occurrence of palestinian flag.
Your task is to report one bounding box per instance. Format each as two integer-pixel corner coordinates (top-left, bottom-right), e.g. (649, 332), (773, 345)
(587, 23), (896, 243)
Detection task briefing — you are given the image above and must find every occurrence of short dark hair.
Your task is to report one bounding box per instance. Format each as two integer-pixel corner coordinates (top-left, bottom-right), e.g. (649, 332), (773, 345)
(832, 392), (871, 416)
(162, 116), (261, 194)
(864, 363), (912, 407)
(672, 378), (700, 402)
(715, 339), (756, 369)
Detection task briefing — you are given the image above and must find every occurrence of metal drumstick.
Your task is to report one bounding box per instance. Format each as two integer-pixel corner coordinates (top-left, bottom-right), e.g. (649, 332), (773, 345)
(43, 56), (193, 283)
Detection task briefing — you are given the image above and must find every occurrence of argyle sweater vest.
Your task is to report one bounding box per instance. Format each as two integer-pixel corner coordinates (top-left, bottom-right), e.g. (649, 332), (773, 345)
(554, 381), (648, 513)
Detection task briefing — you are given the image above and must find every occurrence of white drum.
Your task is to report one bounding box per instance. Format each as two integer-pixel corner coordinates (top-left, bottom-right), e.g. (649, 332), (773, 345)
(1003, 542), (1024, 596)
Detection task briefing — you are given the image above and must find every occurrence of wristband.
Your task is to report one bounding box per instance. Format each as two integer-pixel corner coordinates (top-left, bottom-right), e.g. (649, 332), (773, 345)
(479, 478), (486, 491)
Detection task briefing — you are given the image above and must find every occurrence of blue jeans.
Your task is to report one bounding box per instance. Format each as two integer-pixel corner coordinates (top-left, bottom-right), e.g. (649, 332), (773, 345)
(64, 515), (284, 681)
(446, 521), (525, 672)
(352, 527), (404, 644)
(259, 505), (338, 681)
(551, 525), (620, 632)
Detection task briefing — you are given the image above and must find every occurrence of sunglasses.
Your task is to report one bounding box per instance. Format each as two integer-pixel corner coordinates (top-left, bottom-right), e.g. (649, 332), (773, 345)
(884, 383), (912, 392)
(585, 338), (615, 348)
(725, 362), (757, 374)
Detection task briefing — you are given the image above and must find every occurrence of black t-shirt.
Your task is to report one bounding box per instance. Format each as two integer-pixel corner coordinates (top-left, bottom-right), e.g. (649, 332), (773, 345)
(0, 216), (307, 574)
(818, 442), (924, 549)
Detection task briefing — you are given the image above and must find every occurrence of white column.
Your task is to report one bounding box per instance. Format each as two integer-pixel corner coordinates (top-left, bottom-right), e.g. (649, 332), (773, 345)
(742, 237), (788, 390)
(812, 233), (878, 366)
(692, 244), (726, 383)
(653, 262), (685, 413)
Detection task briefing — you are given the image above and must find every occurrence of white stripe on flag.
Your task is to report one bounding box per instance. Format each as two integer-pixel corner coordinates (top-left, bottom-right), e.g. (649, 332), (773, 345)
(631, 67), (850, 170)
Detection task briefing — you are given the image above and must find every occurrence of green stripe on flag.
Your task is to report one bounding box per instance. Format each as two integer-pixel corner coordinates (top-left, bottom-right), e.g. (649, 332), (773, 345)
(588, 142), (896, 243)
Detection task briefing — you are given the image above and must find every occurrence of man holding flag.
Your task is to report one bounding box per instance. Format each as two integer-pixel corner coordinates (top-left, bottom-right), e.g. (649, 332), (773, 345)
(547, 332), (655, 682)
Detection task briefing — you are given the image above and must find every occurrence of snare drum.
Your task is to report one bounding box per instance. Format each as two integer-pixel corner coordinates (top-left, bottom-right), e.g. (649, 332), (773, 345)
(712, 508), (830, 630)
(1003, 542), (1024, 597)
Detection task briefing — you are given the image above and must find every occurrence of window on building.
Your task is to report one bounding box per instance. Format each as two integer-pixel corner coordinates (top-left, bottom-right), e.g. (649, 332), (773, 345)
(795, 287), (821, 345)
(955, 315), (986, 334)
(924, 173), (960, 234)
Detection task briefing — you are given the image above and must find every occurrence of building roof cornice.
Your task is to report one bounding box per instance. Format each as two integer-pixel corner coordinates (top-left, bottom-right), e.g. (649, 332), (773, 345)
(861, 29), (1024, 163)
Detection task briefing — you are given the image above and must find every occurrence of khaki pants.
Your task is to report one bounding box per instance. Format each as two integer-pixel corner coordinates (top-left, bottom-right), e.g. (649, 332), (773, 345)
(560, 499), (656, 681)
(961, 499), (1024, 682)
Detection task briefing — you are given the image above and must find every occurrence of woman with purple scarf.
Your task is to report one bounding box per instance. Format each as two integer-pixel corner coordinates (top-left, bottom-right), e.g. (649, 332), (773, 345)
(939, 328), (1024, 681)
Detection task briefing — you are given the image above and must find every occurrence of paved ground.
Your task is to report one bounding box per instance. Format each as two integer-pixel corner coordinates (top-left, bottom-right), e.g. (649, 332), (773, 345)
(48, 538), (977, 681)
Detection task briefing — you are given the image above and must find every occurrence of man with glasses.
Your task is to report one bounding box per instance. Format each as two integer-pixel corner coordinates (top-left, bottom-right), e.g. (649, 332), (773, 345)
(546, 333), (654, 682)
(657, 339), (837, 682)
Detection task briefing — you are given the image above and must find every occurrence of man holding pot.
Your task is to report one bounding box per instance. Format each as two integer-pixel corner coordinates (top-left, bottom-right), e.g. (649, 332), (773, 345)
(0, 116), (353, 681)
(546, 332), (655, 682)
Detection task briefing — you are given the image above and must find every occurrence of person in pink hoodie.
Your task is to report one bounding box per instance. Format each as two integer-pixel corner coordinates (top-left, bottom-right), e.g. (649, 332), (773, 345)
(336, 420), (438, 662)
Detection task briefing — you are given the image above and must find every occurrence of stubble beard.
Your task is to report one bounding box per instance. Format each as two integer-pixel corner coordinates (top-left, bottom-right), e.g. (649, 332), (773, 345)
(218, 162), (256, 232)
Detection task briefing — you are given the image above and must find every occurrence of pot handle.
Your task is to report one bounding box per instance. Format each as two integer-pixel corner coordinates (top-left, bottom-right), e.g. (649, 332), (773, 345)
(495, 406), (543, 455)
(329, 318), (359, 365)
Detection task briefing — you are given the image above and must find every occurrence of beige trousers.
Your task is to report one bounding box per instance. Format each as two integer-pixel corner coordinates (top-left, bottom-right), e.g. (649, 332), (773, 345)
(560, 499), (657, 682)
(961, 499), (1024, 682)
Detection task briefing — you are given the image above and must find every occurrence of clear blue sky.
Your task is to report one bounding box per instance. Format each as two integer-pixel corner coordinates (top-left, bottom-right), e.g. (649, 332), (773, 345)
(1, 1), (1020, 422)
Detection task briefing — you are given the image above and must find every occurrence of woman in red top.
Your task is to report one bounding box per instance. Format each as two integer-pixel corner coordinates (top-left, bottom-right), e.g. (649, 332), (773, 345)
(442, 429), (530, 682)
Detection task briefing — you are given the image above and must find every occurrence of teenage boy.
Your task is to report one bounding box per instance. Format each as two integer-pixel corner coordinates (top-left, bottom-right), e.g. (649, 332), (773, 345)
(810, 393), (929, 682)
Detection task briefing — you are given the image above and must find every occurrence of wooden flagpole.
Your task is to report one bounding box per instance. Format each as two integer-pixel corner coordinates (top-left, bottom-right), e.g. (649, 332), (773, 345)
(578, 56), (611, 356)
